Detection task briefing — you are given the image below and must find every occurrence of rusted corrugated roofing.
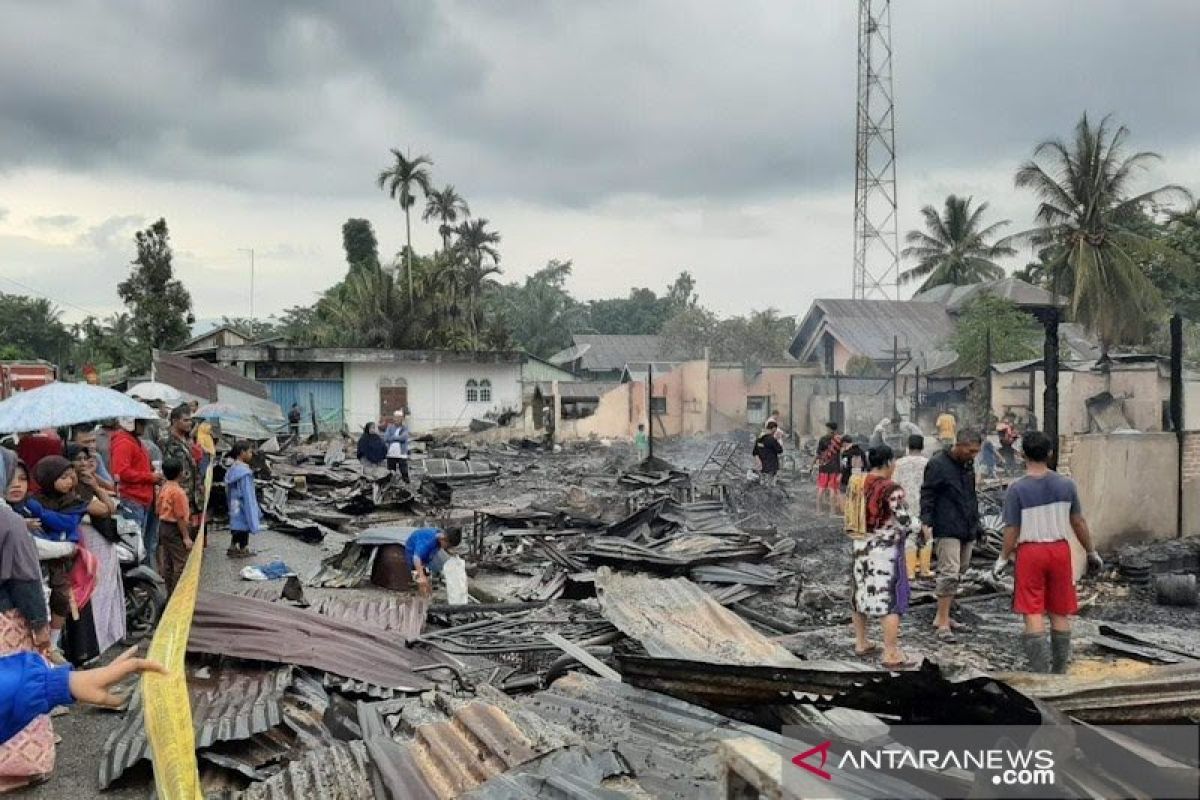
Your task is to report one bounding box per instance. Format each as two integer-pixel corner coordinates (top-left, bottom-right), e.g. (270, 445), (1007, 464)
(594, 569), (803, 667)
(99, 664), (293, 788)
(367, 701), (549, 799)
(238, 741), (373, 800)
(188, 591), (449, 691)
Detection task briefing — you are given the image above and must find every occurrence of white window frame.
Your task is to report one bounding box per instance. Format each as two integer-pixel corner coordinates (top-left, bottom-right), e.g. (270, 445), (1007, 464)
(478, 379), (492, 402)
(466, 379), (479, 403)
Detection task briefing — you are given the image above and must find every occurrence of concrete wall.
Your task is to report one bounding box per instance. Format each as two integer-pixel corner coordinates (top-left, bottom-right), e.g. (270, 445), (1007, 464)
(558, 381), (637, 441)
(343, 361), (522, 433)
(1182, 431), (1200, 537)
(1062, 433), (1182, 551)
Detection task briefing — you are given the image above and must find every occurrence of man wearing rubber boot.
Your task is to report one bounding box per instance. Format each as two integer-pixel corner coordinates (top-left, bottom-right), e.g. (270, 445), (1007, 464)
(993, 431), (1102, 673)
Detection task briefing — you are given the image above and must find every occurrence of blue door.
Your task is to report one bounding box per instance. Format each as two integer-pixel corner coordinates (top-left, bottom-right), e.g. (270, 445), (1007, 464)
(265, 380), (344, 431)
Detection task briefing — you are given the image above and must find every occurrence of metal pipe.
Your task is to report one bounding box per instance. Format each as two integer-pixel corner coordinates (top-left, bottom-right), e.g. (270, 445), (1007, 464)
(1171, 313), (1184, 538)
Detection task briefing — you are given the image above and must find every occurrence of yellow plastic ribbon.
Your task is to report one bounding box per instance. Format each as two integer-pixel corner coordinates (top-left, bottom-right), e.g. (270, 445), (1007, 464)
(141, 464), (213, 800)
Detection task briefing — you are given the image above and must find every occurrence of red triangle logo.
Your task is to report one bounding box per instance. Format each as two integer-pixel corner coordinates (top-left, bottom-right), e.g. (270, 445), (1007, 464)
(791, 740), (833, 781)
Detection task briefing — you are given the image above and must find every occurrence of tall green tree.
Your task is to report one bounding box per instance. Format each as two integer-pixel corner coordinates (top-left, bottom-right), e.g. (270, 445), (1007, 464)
(487, 260), (586, 358)
(0, 294), (74, 364)
(423, 186), (470, 252)
(377, 149), (433, 305)
(900, 195), (1015, 292)
(117, 218), (193, 373)
(1014, 113), (1190, 354)
(341, 218), (380, 272)
(713, 308), (796, 368)
(949, 295), (1041, 375)
(453, 218), (502, 346)
(74, 313), (138, 371)
(659, 306), (720, 360)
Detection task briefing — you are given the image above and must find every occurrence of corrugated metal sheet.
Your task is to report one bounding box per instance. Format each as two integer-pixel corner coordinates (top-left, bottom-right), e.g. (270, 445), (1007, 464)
(234, 586), (429, 638)
(594, 569), (803, 667)
(519, 673), (903, 800)
(99, 664), (293, 788)
(264, 379), (345, 428)
(463, 745), (635, 799)
(554, 335), (664, 372)
(187, 591), (448, 691)
(370, 702), (543, 799)
(790, 299), (955, 361)
(1001, 662), (1200, 724)
(238, 741), (373, 800)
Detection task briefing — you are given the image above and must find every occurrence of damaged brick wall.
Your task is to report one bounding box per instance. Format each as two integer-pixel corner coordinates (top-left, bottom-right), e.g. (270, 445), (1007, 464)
(1183, 431), (1200, 536)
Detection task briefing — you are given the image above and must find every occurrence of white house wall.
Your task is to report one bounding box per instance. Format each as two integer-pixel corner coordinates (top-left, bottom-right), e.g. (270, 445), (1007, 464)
(344, 361), (523, 433)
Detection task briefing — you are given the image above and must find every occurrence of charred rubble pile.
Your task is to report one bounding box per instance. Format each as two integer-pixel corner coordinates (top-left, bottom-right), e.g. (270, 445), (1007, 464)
(96, 436), (1199, 798)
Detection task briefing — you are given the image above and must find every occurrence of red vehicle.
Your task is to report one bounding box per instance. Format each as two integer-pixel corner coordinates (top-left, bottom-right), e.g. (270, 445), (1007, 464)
(0, 361), (56, 399)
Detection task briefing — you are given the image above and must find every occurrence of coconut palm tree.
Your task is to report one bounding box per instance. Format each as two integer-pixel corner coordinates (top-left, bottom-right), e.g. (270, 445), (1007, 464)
(422, 185), (470, 252)
(453, 218), (502, 347)
(1015, 113), (1191, 354)
(899, 195), (1015, 292)
(376, 149), (433, 305)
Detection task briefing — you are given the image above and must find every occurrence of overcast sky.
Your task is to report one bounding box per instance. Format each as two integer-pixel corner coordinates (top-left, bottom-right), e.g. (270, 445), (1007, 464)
(1, 0), (1198, 326)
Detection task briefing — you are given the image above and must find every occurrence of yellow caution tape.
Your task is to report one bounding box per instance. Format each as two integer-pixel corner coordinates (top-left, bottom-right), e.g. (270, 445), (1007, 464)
(141, 464), (213, 800)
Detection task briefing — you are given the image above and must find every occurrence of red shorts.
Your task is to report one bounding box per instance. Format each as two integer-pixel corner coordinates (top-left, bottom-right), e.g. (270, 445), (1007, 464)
(1013, 540), (1077, 616)
(817, 472), (842, 491)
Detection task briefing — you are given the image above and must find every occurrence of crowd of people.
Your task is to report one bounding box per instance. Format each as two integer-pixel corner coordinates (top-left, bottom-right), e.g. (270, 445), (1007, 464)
(0, 399), (264, 786)
(819, 415), (1103, 675)
(747, 407), (1104, 675)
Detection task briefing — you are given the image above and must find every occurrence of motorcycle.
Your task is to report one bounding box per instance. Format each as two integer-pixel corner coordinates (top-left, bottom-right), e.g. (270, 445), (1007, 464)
(113, 515), (168, 640)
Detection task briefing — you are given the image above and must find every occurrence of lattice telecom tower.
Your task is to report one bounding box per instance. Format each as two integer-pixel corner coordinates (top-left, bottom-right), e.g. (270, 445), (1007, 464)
(852, 0), (899, 299)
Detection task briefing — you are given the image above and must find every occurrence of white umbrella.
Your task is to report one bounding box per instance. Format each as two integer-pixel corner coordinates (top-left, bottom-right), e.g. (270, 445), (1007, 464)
(127, 381), (183, 405)
(0, 382), (158, 433)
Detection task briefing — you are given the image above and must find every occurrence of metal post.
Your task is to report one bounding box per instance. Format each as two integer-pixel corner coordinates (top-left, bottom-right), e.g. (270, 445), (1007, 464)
(308, 391), (317, 442)
(984, 325), (993, 426)
(1043, 309), (1060, 471)
(646, 363), (654, 461)
(892, 335), (899, 420)
(1170, 313), (1184, 538)
(914, 365), (921, 425)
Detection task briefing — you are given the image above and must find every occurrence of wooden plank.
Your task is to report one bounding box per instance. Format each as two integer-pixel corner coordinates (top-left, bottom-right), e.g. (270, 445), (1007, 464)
(542, 632), (621, 682)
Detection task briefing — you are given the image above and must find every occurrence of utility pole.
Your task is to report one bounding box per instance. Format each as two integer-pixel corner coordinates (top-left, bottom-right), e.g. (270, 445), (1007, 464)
(239, 248), (256, 320)
(646, 363), (654, 461)
(984, 325), (993, 426)
(1170, 313), (1184, 538)
(852, 0), (899, 299)
(1043, 307), (1060, 470)
(892, 335), (899, 420)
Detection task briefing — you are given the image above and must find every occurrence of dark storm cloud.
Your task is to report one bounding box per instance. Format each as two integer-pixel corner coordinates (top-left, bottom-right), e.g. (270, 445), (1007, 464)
(1, 0), (1198, 206)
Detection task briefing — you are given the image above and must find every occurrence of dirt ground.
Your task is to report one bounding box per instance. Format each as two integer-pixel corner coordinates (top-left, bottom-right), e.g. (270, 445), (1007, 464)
(26, 433), (1200, 797)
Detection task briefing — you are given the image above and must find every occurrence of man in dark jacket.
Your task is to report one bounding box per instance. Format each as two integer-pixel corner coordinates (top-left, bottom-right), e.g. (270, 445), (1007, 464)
(920, 429), (983, 641)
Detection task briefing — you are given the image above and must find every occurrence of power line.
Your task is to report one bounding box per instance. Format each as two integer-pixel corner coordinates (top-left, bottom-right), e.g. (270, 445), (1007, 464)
(0, 274), (110, 318)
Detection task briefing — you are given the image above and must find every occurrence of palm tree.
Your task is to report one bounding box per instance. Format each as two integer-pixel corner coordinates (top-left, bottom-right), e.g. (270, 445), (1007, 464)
(900, 195), (1015, 292)
(453, 218), (502, 347)
(1015, 113), (1191, 355)
(422, 185), (470, 252)
(376, 149), (434, 305)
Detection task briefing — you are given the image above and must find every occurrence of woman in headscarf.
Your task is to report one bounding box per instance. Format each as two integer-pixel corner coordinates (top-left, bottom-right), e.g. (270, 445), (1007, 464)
(0, 485), (57, 789)
(66, 445), (125, 656)
(356, 423), (387, 468)
(31, 458), (98, 667)
(848, 445), (917, 670)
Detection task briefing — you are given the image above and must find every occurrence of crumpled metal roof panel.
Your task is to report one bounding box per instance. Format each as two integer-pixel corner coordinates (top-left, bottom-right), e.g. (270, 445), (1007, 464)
(188, 591), (446, 691)
(98, 664), (292, 789)
(595, 569), (803, 667)
(238, 740), (373, 800)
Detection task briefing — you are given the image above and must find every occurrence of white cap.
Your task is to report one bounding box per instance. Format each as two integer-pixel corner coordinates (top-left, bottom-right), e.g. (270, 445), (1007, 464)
(117, 417), (136, 432)
(393, 410), (405, 418)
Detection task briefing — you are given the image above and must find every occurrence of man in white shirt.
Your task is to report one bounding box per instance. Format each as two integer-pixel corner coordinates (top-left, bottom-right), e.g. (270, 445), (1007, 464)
(892, 434), (932, 579)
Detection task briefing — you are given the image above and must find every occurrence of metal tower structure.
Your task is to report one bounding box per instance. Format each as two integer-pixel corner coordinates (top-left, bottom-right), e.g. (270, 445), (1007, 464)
(852, 0), (899, 299)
